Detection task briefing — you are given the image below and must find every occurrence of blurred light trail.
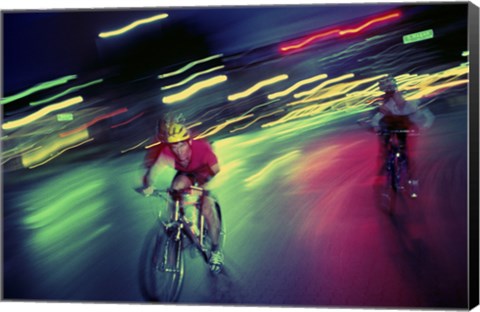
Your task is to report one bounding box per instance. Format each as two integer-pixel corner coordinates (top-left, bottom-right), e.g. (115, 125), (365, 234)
(242, 99), (280, 116)
(187, 122), (202, 129)
(110, 112), (145, 128)
(145, 142), (161, 149)
(230, 109), (284, 133)
(317, 35), (386, 64)
(196, 114), (254, 139)
(161, 66), (225, 90)
(462, 51), (469, 57)
(30, 79), (103, 106)
(406, 79), (468, 100)
(21, 129), (90, 168)
(339, 11), (401, 35)
(293, 74), (355, 100)
(228, 74), (289, 101)
(2, 96), (83, 130)
(158, 54), (223, 79)
(262, 100), (337, 128)
(294, 74), (384, 104)
(280, 29), (339, 53)
(59, 107), (128, 138)
(1, 75), (77, 105)
(28, 138), (94, 169)
(121, 138), (150, 154)
(280, 11), (401, 53)
(98, 13), (168, 38)
(397, 64), (468, 99)
(244, 150), (300, 187)
(2, 146), (41, 165)
(267, 74), (328, 100)
(162, 75), (227, 104)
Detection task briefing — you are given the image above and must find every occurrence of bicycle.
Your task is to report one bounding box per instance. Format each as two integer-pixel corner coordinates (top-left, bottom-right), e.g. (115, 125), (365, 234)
(379, 129), (418, 212)
(138, 185), (225, 302)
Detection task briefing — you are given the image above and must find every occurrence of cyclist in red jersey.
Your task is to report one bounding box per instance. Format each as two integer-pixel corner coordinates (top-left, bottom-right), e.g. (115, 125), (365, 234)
(142, 117), (223, 273)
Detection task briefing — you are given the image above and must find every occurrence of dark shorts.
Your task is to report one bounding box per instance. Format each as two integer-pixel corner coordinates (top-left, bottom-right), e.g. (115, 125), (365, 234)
(380, 115), (413, 131)
(173, 171), (197, 185)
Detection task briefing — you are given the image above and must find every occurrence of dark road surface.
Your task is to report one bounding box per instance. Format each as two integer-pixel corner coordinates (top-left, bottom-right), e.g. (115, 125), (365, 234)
(3, 101), (468, 308)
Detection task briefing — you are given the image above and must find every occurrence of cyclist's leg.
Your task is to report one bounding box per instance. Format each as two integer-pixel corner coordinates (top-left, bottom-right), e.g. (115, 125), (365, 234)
(201, 193), (224, 272)
(171, 172), (193, 191)
(379, 129), (391, 174)
(201, 195), (220, 249)
(167, 172), (193, 219)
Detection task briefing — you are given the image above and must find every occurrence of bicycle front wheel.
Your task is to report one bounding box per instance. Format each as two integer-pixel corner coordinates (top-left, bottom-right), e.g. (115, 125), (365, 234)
(146, 231), (185, 302)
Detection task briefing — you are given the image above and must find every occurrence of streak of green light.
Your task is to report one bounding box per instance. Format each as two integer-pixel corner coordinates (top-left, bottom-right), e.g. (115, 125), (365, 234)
(1, 75), (77, 105)
(30, 79), (103, 106)
(161, 66), (225, 90)
(159, 54), (223, 79)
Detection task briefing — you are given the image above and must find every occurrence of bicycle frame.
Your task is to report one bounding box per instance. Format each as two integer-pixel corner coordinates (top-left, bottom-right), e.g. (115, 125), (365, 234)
(383, 129), (414, 191)
(160, 186), (211, 262)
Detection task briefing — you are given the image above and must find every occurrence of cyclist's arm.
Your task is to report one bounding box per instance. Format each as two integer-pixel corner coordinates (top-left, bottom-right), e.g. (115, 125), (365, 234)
(409, 100), (435, 129)
(371, 111), (384, 130)
(143, 152), (173, 191)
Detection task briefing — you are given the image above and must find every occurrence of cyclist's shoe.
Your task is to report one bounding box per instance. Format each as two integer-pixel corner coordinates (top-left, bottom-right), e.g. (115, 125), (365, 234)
(209, 250), (224, 274)
(408, 179), (419, 198)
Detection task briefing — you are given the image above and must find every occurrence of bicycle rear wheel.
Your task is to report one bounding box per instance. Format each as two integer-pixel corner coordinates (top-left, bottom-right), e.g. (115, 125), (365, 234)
(145, 231), (184, 302)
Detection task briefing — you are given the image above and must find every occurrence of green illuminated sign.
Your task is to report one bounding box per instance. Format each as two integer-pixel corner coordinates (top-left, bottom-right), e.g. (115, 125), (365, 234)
(57, 113), (74, 121)
(403, 29), (434, 44)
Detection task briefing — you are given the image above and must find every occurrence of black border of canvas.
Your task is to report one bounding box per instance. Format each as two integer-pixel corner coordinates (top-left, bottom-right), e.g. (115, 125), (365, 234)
(468, 1), (479, 310)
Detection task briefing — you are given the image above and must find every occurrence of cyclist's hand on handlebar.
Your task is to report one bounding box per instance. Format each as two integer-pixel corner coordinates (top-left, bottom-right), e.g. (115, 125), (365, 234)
(143, 186), (155, 197)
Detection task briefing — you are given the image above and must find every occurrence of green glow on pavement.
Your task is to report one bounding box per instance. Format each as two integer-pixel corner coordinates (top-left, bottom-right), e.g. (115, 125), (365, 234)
(245, 150), (301, 187)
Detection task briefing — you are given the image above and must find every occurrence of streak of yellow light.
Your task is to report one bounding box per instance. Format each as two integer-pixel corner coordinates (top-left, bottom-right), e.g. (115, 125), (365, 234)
(145, 142), (161, 149)
(99, 14), (168, 38)
(162, 75), (227, 104)
(161, 66), (225, 90)
(28, 138), (94, 169)
(21, 130), (91, 168)
(230, 109), (284, 133)
(293, 73), (355, 99)
(267, 74), (328, 100)
(121, 138), (150, 154)
(159, 54), (223, 79)
(228, 74), (289, 101)
(2, 96), (84, 130)
(195, 114), (254, 139)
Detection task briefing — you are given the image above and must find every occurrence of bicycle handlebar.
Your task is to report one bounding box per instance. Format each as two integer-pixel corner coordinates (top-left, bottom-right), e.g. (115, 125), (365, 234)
(377, 129), (419, 135)
(146, 186), (208, 199)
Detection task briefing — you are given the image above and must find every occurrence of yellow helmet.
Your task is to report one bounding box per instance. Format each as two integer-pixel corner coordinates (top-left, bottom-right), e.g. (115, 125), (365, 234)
(166, 123), (190, 143)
